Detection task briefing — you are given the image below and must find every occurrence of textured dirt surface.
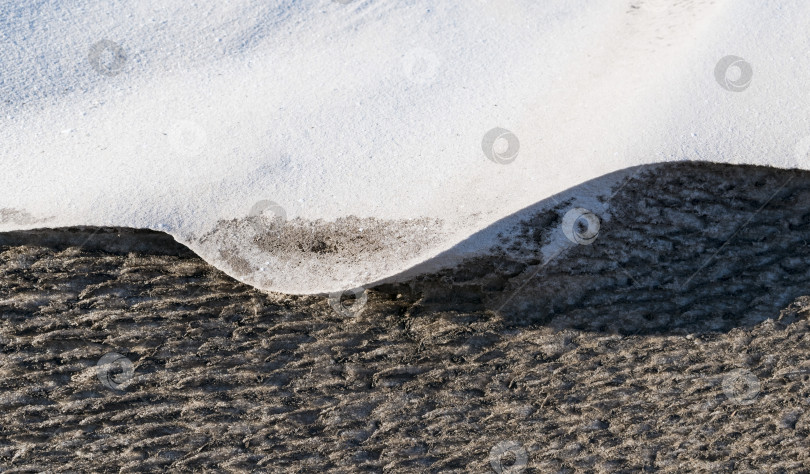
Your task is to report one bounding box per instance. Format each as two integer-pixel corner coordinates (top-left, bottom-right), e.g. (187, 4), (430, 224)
(3, 163), (810, 472)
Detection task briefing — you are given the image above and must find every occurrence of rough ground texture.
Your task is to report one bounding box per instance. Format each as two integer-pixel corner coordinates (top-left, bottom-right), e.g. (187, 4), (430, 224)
(3, 163), (810, 472)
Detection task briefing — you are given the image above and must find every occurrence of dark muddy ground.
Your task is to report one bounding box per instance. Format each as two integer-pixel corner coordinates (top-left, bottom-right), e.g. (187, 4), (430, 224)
(3, 163), (810, 472)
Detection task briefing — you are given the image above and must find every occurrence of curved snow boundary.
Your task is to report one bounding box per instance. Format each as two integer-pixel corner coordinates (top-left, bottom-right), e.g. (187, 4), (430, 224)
(4, 1), (810, 293)
(178, 165), (636, 294)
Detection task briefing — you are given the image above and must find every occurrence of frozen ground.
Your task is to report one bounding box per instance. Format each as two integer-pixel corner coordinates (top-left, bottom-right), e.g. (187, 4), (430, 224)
(3, 162), (810, 472)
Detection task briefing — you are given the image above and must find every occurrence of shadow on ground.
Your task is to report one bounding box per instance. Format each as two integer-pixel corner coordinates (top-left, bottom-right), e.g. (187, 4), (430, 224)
(378, 161), (810, 335)
(2, 162), (810, 472)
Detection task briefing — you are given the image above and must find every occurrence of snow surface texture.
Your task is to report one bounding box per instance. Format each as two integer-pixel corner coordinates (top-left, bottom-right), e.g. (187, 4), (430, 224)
(3, 0), (810, 294)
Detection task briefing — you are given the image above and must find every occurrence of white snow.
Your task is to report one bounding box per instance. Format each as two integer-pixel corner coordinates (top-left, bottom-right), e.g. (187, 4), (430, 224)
(2, 0), (810, 294)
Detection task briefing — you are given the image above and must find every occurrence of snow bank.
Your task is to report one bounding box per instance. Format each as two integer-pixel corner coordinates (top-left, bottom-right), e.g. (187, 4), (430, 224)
(2, 0), (809, 293)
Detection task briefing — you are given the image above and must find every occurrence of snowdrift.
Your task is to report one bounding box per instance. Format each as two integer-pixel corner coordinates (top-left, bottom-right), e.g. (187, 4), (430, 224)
(2, 0), (809, 293)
